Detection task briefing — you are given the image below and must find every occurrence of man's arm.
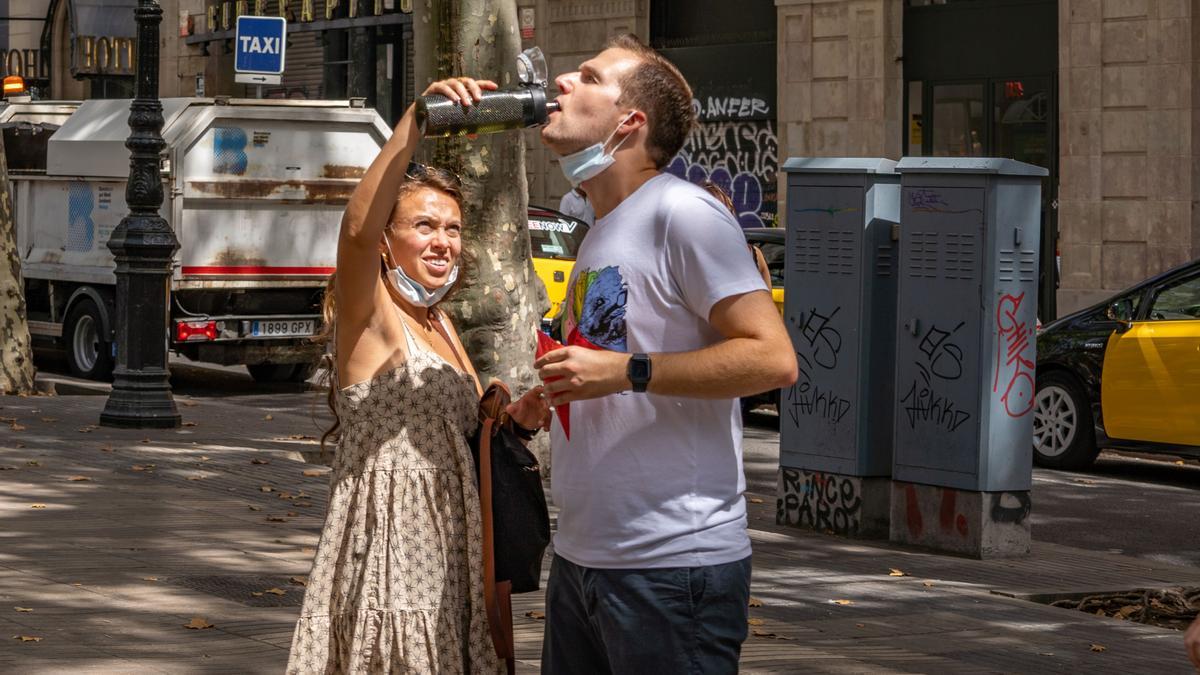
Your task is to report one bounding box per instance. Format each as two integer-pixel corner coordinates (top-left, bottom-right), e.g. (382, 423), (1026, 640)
(535, 289), (797, 405)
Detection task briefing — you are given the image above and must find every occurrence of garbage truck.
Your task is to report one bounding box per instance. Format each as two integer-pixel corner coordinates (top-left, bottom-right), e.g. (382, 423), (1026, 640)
(9, 97), (391, 381)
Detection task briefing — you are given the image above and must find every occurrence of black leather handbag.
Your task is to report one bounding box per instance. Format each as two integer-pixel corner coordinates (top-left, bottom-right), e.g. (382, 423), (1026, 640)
(473, 381), (551, 594)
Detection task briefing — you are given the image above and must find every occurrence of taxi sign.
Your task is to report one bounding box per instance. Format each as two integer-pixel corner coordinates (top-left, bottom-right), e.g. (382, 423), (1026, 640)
(234, 16), (286, 85)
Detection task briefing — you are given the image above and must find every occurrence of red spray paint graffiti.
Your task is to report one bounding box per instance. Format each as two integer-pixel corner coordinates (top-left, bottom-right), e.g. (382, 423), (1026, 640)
(994, 292), (1036, 417)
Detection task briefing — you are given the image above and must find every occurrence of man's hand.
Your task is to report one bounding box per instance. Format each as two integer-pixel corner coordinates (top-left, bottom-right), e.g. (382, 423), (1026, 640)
(1185, 615), (1200, 670)
(535, 346), (630, 405)
(421, 76), (498, 105)
(506, 385), (552, 432)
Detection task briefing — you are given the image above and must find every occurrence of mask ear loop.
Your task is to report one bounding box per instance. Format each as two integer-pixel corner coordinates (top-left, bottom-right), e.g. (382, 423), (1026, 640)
(602, 111), (638, 155)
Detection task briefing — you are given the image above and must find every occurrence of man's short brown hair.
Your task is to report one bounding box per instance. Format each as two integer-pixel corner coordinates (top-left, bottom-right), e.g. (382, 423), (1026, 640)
(605, 34), (696, 169)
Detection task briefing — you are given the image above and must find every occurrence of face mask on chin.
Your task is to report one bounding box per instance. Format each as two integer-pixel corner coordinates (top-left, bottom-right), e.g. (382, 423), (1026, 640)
(382, 237), (458, 308)
(558, 111), (637, 188)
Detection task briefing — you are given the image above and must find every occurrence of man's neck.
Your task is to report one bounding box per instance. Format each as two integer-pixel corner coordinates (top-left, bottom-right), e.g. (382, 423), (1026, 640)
(583, 162), (660, 220)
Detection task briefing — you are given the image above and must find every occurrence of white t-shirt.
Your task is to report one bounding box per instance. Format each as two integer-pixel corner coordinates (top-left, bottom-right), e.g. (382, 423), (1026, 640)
(551, 172), (768, 569)
(558, 190), (595, 226)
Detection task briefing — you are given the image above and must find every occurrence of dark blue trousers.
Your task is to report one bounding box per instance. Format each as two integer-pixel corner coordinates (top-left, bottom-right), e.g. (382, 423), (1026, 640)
(540, 553), (752, 675)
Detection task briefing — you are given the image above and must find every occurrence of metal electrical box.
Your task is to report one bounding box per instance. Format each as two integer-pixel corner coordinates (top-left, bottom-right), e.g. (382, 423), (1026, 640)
(779, 158), (900, 475)
(892, 158), (1047, 492)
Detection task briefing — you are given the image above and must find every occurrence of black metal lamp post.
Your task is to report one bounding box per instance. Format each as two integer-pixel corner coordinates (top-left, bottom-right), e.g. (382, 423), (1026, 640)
(99, 0), (181, 429)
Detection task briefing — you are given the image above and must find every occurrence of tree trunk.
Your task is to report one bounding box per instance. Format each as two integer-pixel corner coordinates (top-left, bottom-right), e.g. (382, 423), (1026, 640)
(420, 2), (547, 403)
(0, 131), (34, 394)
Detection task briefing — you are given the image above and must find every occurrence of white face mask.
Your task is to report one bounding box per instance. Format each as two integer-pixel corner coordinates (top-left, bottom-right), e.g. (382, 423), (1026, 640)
(383, 236), (459, 308)
(558, 111), (636, 188)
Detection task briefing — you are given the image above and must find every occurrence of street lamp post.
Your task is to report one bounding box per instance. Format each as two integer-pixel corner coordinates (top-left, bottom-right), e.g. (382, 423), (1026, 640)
(99, 0), (181, 429)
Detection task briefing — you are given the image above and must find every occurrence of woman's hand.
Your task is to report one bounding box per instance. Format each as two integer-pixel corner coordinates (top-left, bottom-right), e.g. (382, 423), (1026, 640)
(422, 77), (498, 106)
(506, 384), (551, 432)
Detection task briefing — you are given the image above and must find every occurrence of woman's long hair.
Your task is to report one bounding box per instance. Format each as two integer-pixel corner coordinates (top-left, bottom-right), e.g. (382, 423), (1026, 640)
(314, 166), (466, 458)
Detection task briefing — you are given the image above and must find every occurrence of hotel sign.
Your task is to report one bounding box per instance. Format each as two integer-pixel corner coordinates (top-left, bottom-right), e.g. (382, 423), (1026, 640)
(206, 0), (411, 33)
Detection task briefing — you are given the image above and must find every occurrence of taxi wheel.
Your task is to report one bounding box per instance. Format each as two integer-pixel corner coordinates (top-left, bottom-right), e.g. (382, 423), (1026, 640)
(247, 362), (302, 383)
(1033, 371), (1099, 470)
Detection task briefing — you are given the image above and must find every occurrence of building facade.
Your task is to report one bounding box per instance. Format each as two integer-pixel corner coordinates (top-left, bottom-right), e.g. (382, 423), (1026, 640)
(7, 0), (1192, 318)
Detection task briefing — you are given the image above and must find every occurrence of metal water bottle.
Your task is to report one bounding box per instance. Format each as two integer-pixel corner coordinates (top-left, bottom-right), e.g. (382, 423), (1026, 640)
(415, 87), (560, 137)
(415, 45), (558, 138)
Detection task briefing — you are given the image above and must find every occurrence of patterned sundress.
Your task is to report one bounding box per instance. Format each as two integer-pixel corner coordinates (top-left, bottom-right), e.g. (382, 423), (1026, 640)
(287, 319), (501, 674)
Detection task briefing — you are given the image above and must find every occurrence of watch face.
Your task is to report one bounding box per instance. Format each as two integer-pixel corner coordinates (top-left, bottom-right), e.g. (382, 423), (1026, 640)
(630, 356), (650, 381)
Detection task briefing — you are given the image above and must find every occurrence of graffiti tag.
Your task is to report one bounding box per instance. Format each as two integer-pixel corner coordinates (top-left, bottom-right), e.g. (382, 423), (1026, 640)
(779, 468), (864, 536)
(901, 320), (972, 432)
(785, 354), (852, 427)
(993, 292), (1036, 417)
(667, 120), (778, 229)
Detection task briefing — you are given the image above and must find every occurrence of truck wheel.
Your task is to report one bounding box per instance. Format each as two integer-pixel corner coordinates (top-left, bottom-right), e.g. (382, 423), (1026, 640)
(246, 363), (302, 383)
(65, 298), (114, 381)
(1033, 371), (1099, 470)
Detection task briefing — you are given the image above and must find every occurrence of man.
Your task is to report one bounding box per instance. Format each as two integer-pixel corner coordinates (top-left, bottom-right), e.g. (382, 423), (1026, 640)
(534, 34), (797, 674)
(558, 186), (595, 226)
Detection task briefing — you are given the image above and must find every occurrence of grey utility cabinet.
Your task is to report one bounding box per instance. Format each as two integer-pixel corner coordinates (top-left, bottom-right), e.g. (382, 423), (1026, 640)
(892, 158), (1047, 492)
(779, 158), (900, 476)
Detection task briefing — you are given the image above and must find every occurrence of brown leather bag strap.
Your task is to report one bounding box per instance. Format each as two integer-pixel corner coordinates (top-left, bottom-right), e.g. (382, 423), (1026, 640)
(478, 388), (515, 673)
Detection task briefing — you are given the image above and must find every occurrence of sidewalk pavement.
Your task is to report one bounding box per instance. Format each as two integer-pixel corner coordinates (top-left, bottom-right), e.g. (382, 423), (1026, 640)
(2, 385), (1198, 673)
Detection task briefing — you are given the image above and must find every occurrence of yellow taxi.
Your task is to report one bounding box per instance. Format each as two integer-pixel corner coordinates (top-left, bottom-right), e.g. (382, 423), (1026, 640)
(1034, 257), (1200, 468)
(528, 207), (590, 326)
(743, 227), (785, 314)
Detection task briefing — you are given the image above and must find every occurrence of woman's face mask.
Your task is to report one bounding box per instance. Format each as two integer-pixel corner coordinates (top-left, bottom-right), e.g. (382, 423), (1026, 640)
(382, 236), (459, 308)
(558, 111), (637, 188)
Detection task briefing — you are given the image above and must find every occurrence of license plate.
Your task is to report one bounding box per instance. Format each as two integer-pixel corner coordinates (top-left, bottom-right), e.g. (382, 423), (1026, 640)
(251, 319), (315, 337)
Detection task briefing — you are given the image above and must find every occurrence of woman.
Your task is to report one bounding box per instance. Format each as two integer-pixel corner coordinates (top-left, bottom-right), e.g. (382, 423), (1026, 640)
(287, 77), (549, 674)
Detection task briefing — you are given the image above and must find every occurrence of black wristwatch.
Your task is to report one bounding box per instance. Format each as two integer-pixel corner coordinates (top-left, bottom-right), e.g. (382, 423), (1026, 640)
(627, 353), (652, 393)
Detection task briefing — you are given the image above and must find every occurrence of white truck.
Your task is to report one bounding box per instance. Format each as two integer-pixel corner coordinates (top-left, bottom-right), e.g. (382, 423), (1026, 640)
(8, 97), (390, 381)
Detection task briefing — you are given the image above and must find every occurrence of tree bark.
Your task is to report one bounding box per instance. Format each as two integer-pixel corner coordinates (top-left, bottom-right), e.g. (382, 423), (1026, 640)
(421, 2), (546, 399)
(0, 130), (35, 394)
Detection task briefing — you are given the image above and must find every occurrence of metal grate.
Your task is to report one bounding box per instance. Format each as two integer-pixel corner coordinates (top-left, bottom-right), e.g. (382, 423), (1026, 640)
(907, 231), (939, 278)
(825, 230), (856, 276)
(875, 245), (893, 277)
(998, 248), (1037, 282)
(793, 228), (823, 274)
(943, 233), (976, 280)
(168, 574), (307, 607)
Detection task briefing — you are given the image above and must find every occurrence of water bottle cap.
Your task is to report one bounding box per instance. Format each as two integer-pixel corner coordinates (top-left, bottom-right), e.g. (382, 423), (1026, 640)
(517, 46), (548, 88)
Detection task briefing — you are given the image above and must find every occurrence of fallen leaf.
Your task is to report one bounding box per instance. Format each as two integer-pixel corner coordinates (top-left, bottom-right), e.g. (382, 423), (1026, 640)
(180, 400), (197, 407)
(251, 458), (270, 465)
(184, 617), (213, 630)
(751, 629), (792, 640)
(40, 417), (57, 422)
(199, 456), (210, 461)
(1116, 605), (1138, 619)
(142, 577), (158, 582)
(12, 635), (42, 642)
(250, 591), (264, 597)
(13, 607), (32, 613)
(286, 511), (298, 517)
(187, 475), (205, 481)
(67, 475), (91, 482)
(747, 497), (764, 504)
(1174, 460), (1185, 466)
(302, 469), (327, 477)
(288, 576), (308, 586)
(1073, 478), (1096, 485)
(831, 599), (854, 606)
(99, 445), (113, 452)
(301, 547), (315, 554)
(10, 423), (26, 431)
(524, 610), (545, 620)
(266, 516), (287, 522)
(295, 501), (312, 507)
(747, 618), (765, 626)
(182, 421), (197, 428)
(1089, 643), (1106, 652)
(888, 568), (910, 577)
(922, 581), (935, 588)
(77, 426), (96, 433)
(131, 464), (155, 472)
(71, 583), (82, 587)
(260, 486), (273, 492)
(140, 439), (150, 444)
(263, 587), (286, 596)
(855, 623), (865, 628)
(248, 505), (262, 511)
(25, 460), (39, 467)
(263, 414), (274, 421)
(29, 504), (46, 509)
(748, 597), (764, 608)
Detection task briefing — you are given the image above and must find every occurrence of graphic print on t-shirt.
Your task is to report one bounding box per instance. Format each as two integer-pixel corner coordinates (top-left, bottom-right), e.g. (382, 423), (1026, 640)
(565, 265), (627, 352)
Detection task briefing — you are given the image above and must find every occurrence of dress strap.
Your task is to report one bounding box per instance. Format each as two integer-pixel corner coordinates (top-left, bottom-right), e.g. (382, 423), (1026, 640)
(397, 314), (423, 356)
